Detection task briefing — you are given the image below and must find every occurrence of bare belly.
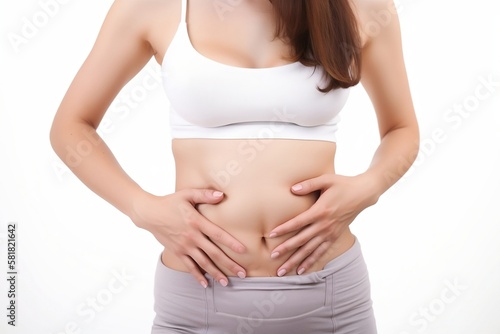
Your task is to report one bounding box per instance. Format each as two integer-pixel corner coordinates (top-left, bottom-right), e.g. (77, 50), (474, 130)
(162, 138), (355, 277)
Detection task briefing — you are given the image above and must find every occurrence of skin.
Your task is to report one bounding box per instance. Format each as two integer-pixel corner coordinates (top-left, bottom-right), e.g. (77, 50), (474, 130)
(50, 0), (419, 288)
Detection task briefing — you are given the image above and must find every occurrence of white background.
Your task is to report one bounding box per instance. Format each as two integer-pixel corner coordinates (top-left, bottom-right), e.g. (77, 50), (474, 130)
(1, 0), (499, 333)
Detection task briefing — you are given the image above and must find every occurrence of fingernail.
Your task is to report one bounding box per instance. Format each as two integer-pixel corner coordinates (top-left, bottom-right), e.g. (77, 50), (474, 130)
(297, 268), (305, 275)
(269, 233), (277, 238)
(271, 252), (280, 259)
(237, 271), (246, 279)
(200, 281), (208, 289)
(292, 184), (303, 191)
(277, 268), (287, 277)
(219, 278), (228, 287)
(213, 191), (223, 198)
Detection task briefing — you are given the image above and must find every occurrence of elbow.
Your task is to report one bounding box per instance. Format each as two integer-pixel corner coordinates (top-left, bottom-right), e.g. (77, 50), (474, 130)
(49, 118), (59, 153)
(49, 114), (100, 167)
(49, 115), (75, 158)
(410, 116), (420, 152)
(405, 120), (420, 167)
(383, 118), (420, 165)
(49, 117), (64, 155)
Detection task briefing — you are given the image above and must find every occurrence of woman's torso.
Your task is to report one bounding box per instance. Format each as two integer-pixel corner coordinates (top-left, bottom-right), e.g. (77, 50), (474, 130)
(144, 0), (357, 276)
(171, 139), (354, 276)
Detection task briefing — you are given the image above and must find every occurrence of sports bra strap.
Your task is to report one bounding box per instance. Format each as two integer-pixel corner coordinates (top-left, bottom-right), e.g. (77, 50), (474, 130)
(181, 0), (187, 22)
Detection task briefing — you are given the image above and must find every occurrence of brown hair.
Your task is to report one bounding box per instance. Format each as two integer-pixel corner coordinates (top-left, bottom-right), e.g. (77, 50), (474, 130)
(271, 0), (361, 92)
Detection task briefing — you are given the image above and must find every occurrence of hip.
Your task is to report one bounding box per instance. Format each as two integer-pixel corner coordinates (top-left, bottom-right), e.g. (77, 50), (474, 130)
(152, 237), (377, 334)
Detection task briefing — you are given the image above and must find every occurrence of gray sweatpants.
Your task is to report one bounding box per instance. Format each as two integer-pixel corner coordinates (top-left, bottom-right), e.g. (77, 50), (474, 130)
(151, 237), (377, 333)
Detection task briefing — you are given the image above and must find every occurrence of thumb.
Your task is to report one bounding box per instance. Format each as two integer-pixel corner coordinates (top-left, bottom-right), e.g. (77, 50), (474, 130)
(291, 175), (332, 195)
(184, 188), (225, 205)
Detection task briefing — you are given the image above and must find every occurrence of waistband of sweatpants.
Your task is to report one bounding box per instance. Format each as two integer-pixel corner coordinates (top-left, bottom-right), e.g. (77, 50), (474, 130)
(156, 236), (362, 287)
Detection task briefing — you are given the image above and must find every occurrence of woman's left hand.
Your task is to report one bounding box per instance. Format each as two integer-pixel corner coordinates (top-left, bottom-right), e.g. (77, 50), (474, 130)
(269, 173), (381, 276)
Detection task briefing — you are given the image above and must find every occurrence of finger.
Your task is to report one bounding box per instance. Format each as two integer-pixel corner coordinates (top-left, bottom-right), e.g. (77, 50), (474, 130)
(197, 236), (247, 279)
(180, 255), (210, 288)
(275, 237), (325, 277)
(269, 206), (319, 238)
(199, 216), (246, 254)
(295, 241), (332, 275)
(188, 248), (230, 287)
(271, 224), (319, 256)
(183, 188), (225, 205)
(291, 174), (333, 195)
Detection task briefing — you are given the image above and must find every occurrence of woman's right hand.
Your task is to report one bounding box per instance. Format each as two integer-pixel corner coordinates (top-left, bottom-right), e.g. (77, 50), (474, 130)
(130, 190), (247, 288)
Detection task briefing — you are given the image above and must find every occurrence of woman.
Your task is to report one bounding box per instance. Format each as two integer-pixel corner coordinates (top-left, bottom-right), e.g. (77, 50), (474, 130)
(50, 0), (419, 332)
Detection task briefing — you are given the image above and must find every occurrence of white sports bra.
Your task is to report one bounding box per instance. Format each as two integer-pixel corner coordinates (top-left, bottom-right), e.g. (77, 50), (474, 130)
(161, 0), (350, 142)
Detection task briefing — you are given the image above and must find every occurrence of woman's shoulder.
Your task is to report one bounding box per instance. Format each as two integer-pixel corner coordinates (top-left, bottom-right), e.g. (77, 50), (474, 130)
(350, 0), (398, 15)
(107, 0), (178, 22)
(348, 0), (400, 46)
(106, 0), (182, 59)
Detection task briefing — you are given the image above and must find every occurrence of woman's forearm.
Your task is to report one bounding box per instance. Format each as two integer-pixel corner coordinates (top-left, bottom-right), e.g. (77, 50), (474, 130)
(362, 125), (420, 200)
(50, 119), (147, 218)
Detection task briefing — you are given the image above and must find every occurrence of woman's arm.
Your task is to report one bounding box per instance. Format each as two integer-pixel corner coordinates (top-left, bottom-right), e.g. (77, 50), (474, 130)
(268, 0), (419, 275)
(50, 0), (154, 216)
(357, 0), (420, 192)
(50, 0), (246, 287)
